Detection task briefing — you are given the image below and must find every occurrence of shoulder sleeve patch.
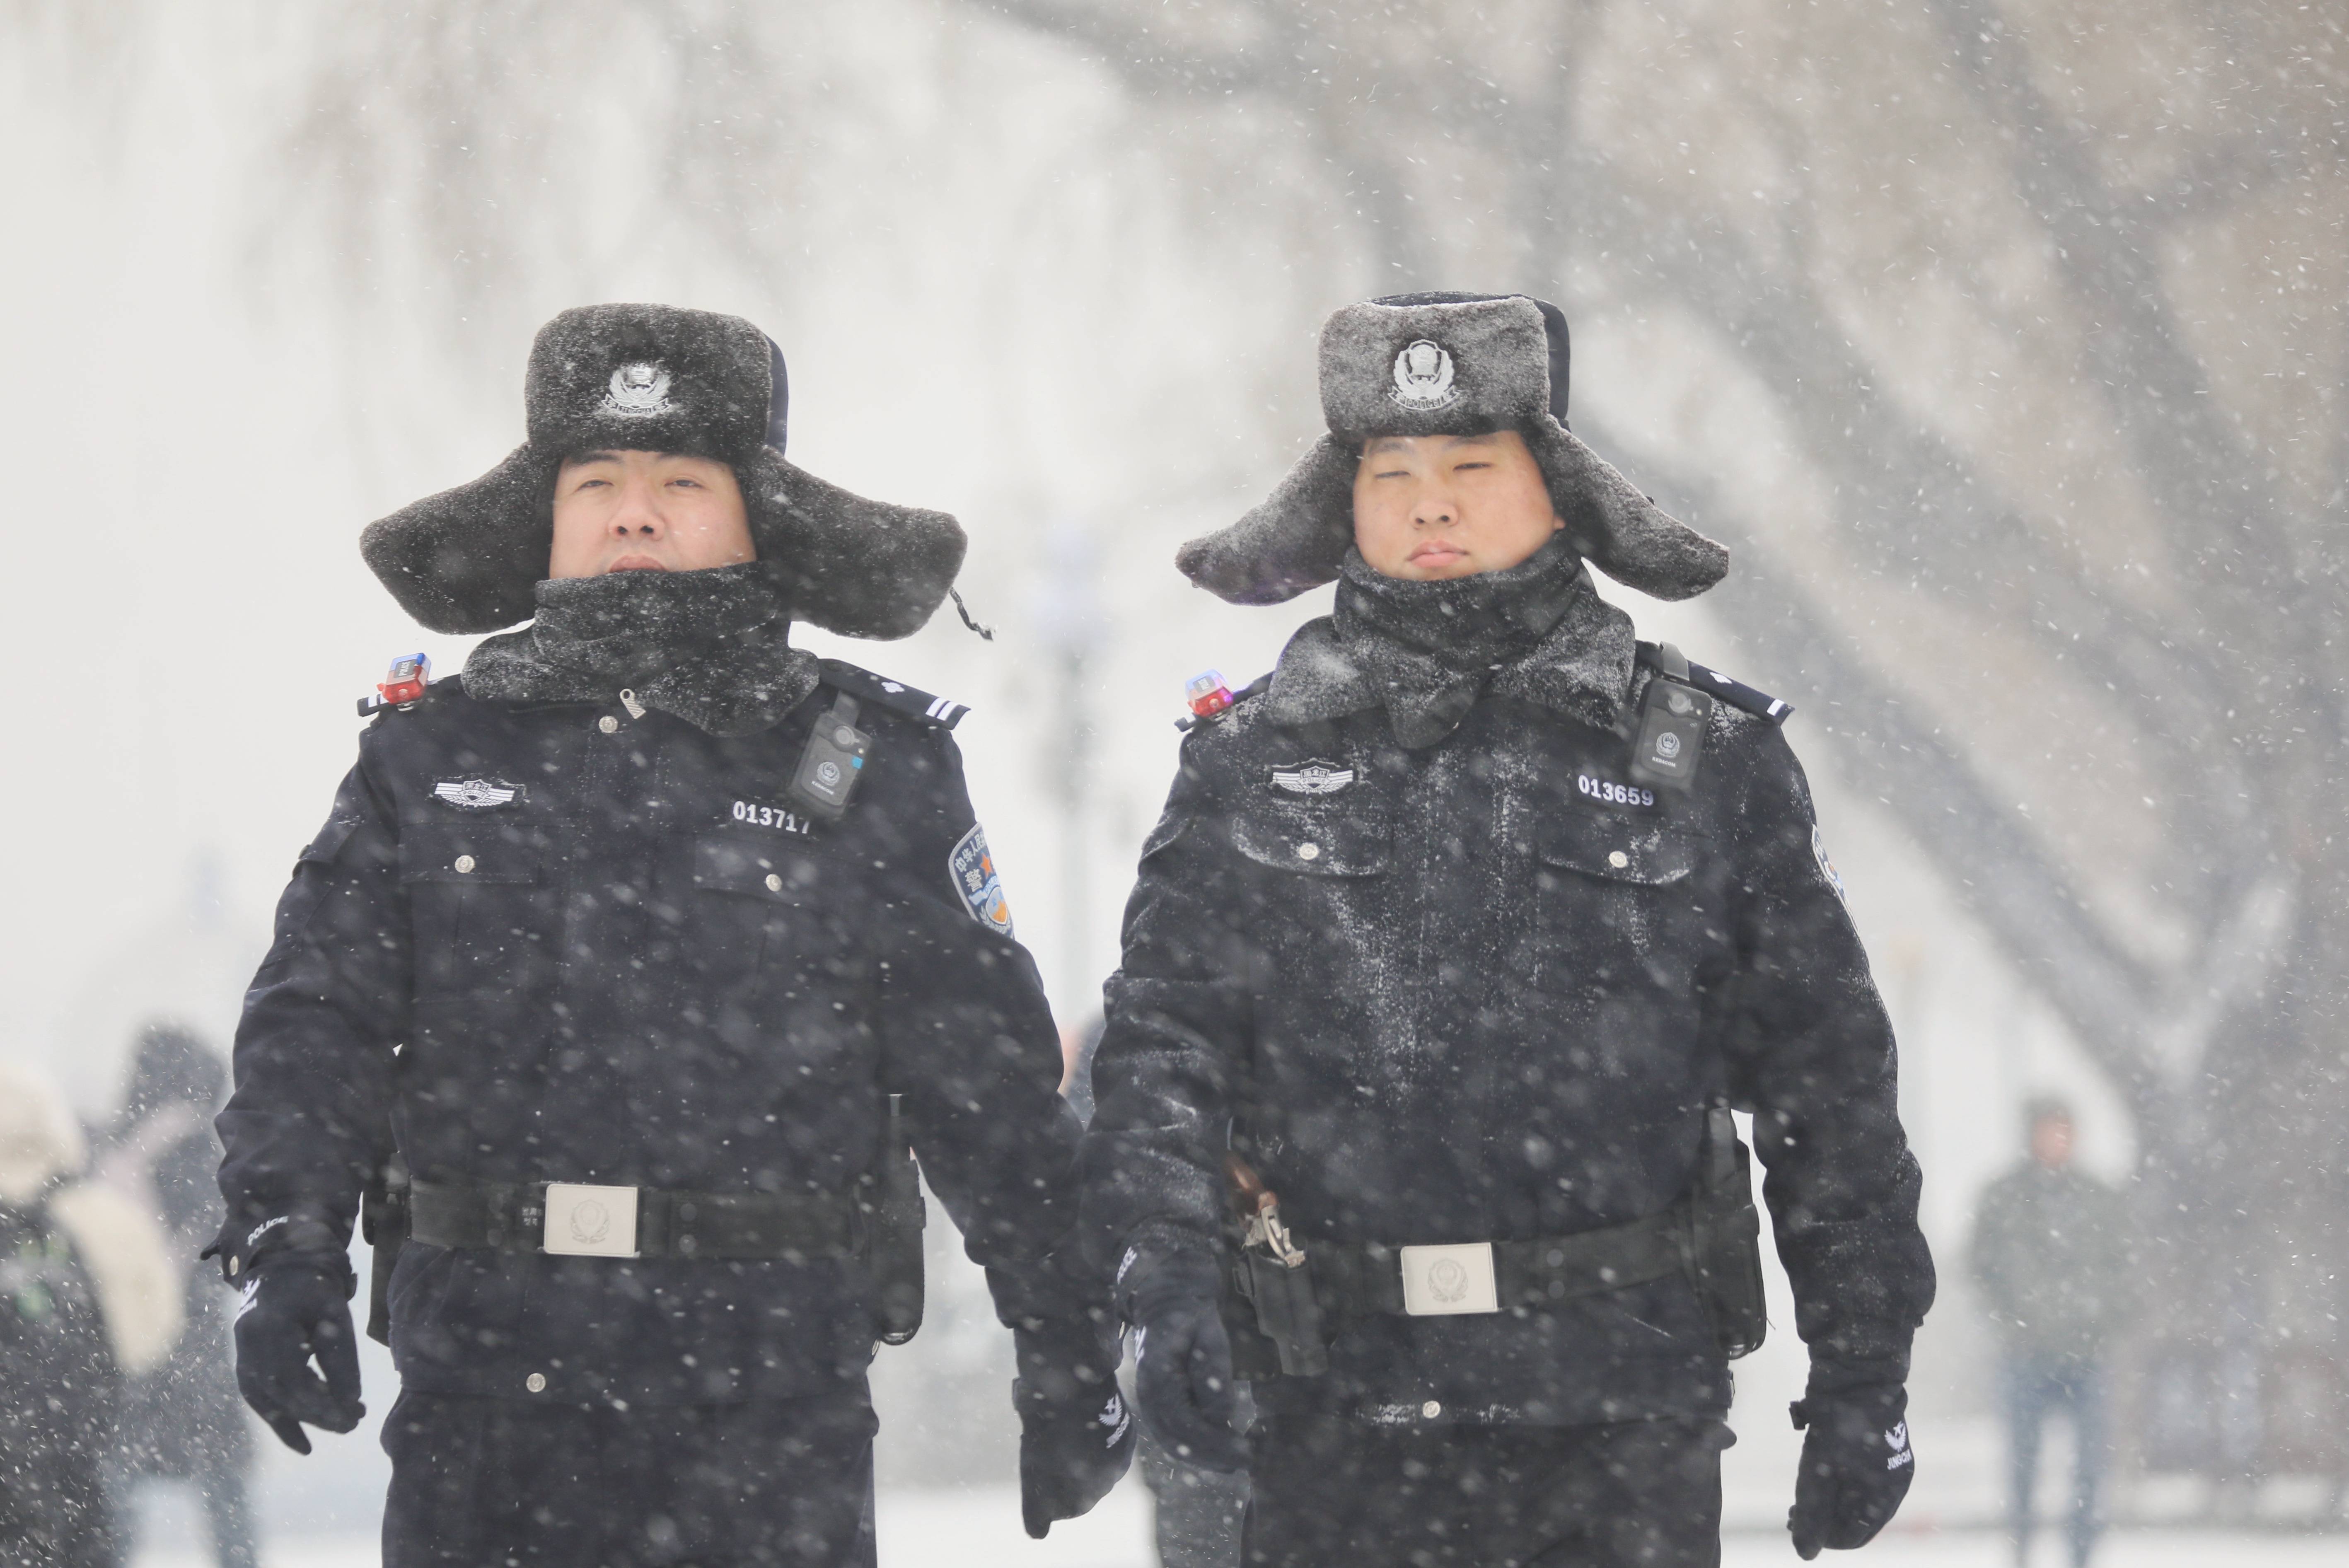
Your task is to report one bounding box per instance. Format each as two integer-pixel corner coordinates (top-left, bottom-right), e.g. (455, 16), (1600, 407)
(947, 823), (1015, 938)
(820, 658), (968, 729)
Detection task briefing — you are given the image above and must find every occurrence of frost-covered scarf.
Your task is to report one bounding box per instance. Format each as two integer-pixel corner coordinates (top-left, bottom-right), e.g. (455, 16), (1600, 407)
(1264, 533), (1637, 747)
(462, 563), (821, 738)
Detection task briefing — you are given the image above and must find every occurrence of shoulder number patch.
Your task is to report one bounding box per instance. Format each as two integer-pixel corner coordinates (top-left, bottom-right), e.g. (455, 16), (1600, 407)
(949, 823), (1015, 939)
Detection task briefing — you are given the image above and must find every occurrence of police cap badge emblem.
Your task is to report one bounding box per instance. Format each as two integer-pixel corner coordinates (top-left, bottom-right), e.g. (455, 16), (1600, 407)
(604, 362), (673, 416)
(1389, 339), (1459, 411)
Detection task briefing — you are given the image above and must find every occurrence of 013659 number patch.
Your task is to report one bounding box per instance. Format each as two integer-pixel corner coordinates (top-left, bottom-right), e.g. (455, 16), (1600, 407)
(1575, 773), (1658, 811)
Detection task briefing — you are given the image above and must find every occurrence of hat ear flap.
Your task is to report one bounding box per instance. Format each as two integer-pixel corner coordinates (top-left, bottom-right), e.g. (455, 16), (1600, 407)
(1176, 435), (1358, 605)
(1526, 419), (1728, 602)
(360, 445), (553, 633)
(748, 453), (967, 640)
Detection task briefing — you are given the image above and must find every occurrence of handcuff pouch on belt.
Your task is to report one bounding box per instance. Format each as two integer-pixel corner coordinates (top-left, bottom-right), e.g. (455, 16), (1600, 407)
(1224, 1154), (1329, 1377)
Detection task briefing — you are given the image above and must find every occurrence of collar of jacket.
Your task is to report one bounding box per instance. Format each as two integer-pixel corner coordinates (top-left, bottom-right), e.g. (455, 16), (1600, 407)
(1260, 565), (1638, 737)
(461, 573), (823, 739)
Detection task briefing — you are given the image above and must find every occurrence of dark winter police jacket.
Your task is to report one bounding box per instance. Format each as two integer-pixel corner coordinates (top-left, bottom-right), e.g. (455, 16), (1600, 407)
(215, 665), (1084, 1406)
(1083, 583), (1933, 1428)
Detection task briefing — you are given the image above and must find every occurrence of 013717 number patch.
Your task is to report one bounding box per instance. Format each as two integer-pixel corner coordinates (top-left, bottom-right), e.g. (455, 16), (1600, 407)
(730, 800), (813, 836)
(948, 823), (1015, 940)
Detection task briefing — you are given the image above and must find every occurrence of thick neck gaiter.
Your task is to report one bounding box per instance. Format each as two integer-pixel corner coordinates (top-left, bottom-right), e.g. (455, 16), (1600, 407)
(1333, 532), (1590, 748)
(463, 563), (824, 737)
(525, 562), (779, 682)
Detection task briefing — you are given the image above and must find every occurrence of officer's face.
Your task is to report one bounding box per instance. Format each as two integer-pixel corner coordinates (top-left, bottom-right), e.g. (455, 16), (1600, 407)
(1352, 430), (1563, 580)
(549, 449), (756, 579)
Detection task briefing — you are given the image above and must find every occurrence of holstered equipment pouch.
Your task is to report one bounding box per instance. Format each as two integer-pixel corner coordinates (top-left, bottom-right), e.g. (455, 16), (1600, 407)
(361, 1150), (410, 1348)
(1224, 1155), (1330, 1377)
(864, 1092), (927, 1346)
(1687, 1103), (1768, 1357)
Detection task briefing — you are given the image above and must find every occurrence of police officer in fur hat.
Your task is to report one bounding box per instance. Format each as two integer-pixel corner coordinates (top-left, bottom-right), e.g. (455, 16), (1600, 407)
(212, 303), (1132, 1565)
(1083, 292), (1933, 1565)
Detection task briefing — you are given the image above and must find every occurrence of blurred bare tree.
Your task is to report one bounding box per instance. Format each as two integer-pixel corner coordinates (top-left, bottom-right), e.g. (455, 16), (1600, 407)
(13, 0), (2339, 1488)
(975, 0), (2348, 1478)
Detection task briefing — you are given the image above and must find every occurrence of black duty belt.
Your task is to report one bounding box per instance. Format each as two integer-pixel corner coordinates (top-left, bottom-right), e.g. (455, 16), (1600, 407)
(409, 1175), (860, 1261)
(1274, 1202), (1690, 1318)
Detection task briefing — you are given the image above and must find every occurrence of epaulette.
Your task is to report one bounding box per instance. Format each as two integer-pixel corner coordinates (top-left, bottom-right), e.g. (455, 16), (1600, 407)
(818, 658), (969, 729)
(1636, 641), (1793, 725)
(357, 652), (437, 719)
(1174, 672), (1271, 733)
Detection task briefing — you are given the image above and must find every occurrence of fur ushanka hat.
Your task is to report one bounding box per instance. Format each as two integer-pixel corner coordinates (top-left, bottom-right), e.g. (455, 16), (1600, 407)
(1176, 292), (1729, 604)
(361, 304), (965, 638)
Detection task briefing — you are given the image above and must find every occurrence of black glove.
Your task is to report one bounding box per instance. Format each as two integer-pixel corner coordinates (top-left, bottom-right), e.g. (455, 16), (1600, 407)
(1120, 1247), (1247, 1474)
(1788, 1382), (1912, 1558)
(233, 1257), (365, 1454)
(1014, 1325), (1137, 1539)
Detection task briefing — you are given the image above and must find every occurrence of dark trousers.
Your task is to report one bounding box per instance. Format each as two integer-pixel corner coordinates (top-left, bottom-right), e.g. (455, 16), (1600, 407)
(112, 1458), (257, 1568)
(1142, 1428), (1250, 1568)
(2003, 1351), (2106, 1567)
(1242, 1412), (1728, 1568)
(381, 1385), (878, 1568)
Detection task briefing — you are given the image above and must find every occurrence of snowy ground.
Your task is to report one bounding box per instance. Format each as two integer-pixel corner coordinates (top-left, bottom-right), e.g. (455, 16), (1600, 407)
(126, 1483), (2349, 1568)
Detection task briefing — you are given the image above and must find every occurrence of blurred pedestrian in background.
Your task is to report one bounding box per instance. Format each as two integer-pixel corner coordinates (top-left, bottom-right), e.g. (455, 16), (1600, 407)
(0, 1060), (180, 1568)
(1062, 1013), (1247, 1568)
(1968, 1097), (2132, 1568)
(92, 1025), (256, 1568)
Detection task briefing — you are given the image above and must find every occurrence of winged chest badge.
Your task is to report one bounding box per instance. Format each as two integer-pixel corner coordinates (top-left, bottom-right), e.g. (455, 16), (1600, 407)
(432, 778), (525, 811)
(1269, 759), (1356, 797)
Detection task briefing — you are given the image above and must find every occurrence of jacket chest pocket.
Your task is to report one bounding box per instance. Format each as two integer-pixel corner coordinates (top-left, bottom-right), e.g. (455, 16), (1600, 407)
(1230, 802), (1392, 880)
(688, 834), (859, 981)
(1512, 812), (1717, 998)
(1228, 802), (1394, 972)
(401, 823), (555, 998)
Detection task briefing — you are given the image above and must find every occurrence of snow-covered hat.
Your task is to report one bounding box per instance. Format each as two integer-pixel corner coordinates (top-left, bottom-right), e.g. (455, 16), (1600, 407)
(361, 303), (966, 639)
(1176, 292), (1729, 604)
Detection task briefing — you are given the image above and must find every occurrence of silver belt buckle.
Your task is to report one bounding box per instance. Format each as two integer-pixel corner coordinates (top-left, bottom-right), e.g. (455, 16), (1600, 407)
(541, 1183), (640, 1258)
(1398, 1242), (1498, 1316)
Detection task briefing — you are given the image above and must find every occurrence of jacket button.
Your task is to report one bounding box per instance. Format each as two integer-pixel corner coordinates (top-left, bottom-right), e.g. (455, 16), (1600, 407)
(1296, 843), (1321, 861)
(1607, 850), (1629, 869)
(766, 873), (783, 893)
(1421, 1400), (1441, 1419)
(526, 1372), (547, 1394)
(598, 715), (619, 734)
(454, 855), (476, 874)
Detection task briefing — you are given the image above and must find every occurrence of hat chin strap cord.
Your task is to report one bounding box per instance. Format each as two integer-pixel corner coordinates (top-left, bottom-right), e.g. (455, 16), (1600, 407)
(949, 587), (995, 642)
